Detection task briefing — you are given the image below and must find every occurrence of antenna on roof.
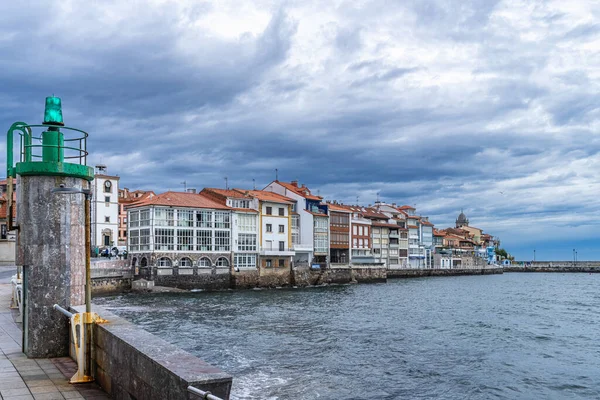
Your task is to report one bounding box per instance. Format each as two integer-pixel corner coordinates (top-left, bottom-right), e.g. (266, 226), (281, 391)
(275, 168), (278, 181)
(224, 177), (229, 190)
(253, 179), (256, 190)
(181, 180), (187, 192)
(317, 189), (320, 196)
(356, 196), (359, 204)
(376, 192), (380, 203)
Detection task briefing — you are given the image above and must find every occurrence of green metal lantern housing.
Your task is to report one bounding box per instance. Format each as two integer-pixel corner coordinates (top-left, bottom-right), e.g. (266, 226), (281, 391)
(6, 97), (94, 182)
(43, 96), (64, 126)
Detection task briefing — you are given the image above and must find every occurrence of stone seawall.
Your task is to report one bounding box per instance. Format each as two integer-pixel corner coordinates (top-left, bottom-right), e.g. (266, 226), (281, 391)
(388, 267), (503, 279)
(91, 259), (132, 295)
(505, 266), (600, 273)
(71, 305), (232, 399)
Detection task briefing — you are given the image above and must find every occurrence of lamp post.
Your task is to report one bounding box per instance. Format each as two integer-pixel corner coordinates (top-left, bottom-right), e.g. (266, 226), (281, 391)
(52, 184), (93, 380)
(533, 249), (536, 262)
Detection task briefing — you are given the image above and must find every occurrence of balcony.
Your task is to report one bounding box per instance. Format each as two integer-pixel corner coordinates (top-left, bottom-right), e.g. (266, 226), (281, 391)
(389, 242), (399, 248)
(389, 232), (399, 238)
(292, 243), (313, 252)
(259, 247), (295, 256)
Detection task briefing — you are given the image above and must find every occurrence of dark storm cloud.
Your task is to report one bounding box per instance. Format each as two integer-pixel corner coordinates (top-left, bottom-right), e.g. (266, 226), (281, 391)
(0, 0), (598, 259)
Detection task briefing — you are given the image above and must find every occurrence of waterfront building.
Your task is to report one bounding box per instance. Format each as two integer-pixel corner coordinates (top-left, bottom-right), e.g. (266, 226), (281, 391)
(327, 202), (352, 265)
(264, 180), (329, 268)
(117, 188), (155, 246)
(127, 191), (233, 273)
(200, 188), (260, 270)
(345, 206), (374, 263)
(91, 165), (120, 249)
(243, 189), (296, 269)
(372, 202), (409, 267)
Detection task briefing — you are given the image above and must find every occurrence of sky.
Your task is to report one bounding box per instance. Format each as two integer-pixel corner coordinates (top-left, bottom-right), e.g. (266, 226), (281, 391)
(1, 0), (599, 261)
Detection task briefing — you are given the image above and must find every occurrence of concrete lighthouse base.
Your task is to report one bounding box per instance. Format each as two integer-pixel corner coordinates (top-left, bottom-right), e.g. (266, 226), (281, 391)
(16, 175), (88, 358)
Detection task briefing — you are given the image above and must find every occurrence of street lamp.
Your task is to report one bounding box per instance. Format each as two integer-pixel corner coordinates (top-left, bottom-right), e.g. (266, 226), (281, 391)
(52, 184), (93, 380)
(533, 249), (536, 262)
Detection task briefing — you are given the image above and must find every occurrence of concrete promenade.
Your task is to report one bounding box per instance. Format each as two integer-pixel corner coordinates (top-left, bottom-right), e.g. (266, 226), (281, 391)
(0, 267), (109, 400)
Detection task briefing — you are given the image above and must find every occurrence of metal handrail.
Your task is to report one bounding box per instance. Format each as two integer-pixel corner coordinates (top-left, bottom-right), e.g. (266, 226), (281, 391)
(14, 124), (89, 166)
(53, 304), (74, 319)
(187, 386), (224, 400)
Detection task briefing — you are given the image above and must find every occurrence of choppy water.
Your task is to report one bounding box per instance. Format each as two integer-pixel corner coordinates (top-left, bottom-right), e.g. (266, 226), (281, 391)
(94, 273), (600, 399)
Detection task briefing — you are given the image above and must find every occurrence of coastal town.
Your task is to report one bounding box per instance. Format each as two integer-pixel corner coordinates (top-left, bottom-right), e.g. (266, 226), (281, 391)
(0, 164), (505, 291)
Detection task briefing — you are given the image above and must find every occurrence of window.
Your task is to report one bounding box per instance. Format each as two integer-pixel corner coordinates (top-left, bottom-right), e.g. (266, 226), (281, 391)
(238, 214), (257, 232)
(235, 254), (256, 269)
(216, 257), (229, 267)
(266, 206), (272, 215)
(373, 227), (381, 234)
(129, 211), (139, 227)
(215, 211), (231, 229)
(359, 238), (364, 248)
(278, 259), (285, 268)
(373, 248), (381, 255)
(266, 240), (273, 250)
(157, 257), (172, 267)
(155, 208), (174, 226)
(177, 210), (194, 227)
(140, 229), (150, 250)
(266, 224), (272, 233)
(314, 236), (328, 253)
(278, 225), (284, 233)
(198, 257), (211, 267)
(104, 181), (112, 193)
(353, 238), (357, 247)
(314, 217), (328, 232)
(278, 207), (284, 216)
(105, 216), (110, 223)
(140, 210), (150, 226)
(197, 230), (212, 251)
(353, 225), (357, 235)
(215, 231), (230, 251)
(154, 228), (174, 251)
(265, 259), (272, 267)
(331, 212), (349, 226)
(180, 257), (192, 267)
(238, 234), (257, 251)
(129, 230), (139, 251)
(177, 229), (194, 251)
(196, 210), (212, 228)
(279, 241), (285, 251)
(232, 199), (250, 209)
(105, 196), (110, 206)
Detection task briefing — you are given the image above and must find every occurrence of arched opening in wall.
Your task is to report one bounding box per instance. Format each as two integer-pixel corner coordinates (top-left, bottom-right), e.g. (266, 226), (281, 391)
(216, 257), (229, 267)
(198, 257), (211, 267)
(140, 257), (148, 267)
(102, 228), (112, 247)
(158, 257), (172, 267)
(179, 257), (192, 267)
(132, 257), (138, 267)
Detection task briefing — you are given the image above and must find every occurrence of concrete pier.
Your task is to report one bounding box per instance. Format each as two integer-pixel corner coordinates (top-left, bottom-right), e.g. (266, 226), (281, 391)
(17, 176), (88, 358)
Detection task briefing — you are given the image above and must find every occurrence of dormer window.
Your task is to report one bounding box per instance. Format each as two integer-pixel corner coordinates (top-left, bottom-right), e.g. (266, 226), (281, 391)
(104, 180), (112, 193)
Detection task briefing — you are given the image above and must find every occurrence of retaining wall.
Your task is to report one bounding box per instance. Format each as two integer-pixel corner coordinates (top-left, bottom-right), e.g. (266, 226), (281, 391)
(72, 305), (233, 399)
(388, 267), (503, 279)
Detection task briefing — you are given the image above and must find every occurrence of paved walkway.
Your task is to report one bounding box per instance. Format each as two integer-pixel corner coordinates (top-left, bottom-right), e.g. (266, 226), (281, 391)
(0, 267), (109, 399)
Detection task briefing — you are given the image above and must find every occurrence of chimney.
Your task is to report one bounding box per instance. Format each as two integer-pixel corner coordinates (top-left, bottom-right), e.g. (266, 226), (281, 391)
(186, 188), (196, 194)
(291, 180), (298, 187)
(301, 183), (305, 188)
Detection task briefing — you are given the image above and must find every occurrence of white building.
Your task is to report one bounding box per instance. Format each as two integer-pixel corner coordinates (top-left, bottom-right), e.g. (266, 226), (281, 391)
(200, 188), (260, 270)
(127, 191), (233, 271)
(264, 180), (329, 267)
(91, 165), (120, 249)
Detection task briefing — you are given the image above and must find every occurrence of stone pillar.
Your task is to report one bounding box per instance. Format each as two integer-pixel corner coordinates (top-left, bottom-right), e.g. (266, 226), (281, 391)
(16, 175), (87, 358)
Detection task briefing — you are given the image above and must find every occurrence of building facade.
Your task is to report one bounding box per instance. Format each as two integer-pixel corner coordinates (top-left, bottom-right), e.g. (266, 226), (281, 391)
(264, 180), (329, 268)
(127, 191), (233, 274)
(91, 169), (120, 250)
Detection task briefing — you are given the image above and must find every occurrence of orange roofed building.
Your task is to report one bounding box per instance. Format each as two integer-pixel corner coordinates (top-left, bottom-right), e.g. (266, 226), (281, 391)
(126, 191), (234, 289)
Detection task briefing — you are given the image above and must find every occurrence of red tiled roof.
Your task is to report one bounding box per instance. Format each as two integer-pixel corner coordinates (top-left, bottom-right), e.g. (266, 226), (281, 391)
(239, 189), (295, 204)
(205, 188), (252, 199)
(272, 181), (322, 201)
(306, 210), (328, 217)
(0, 193), (16, 219)
(127, 191), (230, 210)
(398, 205), (415, 210)
(363, 207), (388, 220)
(421, 220), (434, 226)
(328, 203), (352, 212)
